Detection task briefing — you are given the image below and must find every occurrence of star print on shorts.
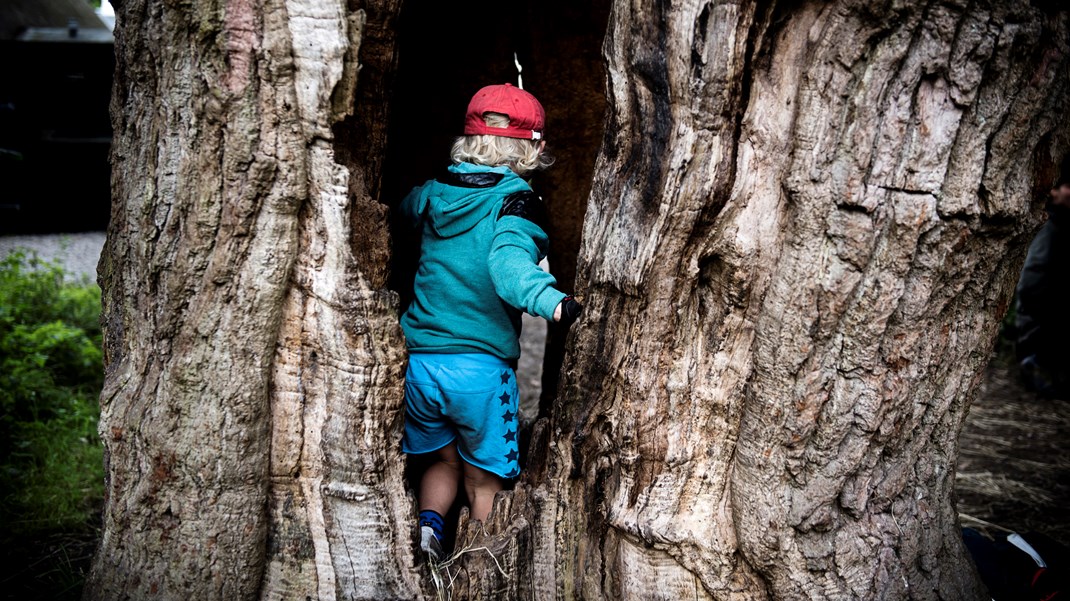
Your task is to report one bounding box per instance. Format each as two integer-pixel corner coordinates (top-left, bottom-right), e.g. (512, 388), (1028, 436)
(498, 371), (519, 478)
(400, 353), (521, 480)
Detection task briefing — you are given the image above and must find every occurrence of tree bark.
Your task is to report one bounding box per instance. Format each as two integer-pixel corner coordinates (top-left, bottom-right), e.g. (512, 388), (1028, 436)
(88, 0), (1069, 599)
(450, 0), (1069, 600)
(85, 0), (416, 599)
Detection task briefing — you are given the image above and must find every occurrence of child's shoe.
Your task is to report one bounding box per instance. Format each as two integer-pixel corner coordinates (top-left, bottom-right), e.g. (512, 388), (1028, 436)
(420, 525), (443, 561)
(418, 509), (445, 561)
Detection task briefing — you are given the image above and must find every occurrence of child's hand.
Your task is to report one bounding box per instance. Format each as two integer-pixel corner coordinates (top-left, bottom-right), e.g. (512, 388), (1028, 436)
(554, 296), (583, 325)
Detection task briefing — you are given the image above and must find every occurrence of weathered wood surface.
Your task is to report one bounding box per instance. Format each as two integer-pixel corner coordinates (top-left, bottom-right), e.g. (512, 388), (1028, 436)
(87, 0), (1068, 599)
(551, 0), (1065, 599)
(259, 1), (422, 597)
(455, 0), (1069, 600)
(86, 0), (416, 599)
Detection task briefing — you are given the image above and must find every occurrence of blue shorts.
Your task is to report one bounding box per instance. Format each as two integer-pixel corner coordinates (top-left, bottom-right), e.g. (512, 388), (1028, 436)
(402, 353), (521, 479)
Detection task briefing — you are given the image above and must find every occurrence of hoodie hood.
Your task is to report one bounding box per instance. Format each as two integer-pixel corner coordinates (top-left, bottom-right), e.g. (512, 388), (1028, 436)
(420, 163), (531, 238)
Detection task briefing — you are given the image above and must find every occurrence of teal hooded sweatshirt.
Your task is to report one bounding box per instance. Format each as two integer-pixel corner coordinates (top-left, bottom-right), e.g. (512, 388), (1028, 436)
(399, 162), (567, 361)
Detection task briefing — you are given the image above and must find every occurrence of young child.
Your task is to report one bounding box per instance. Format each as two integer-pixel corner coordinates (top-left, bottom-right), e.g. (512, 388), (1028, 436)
(398, 83), (582, 560)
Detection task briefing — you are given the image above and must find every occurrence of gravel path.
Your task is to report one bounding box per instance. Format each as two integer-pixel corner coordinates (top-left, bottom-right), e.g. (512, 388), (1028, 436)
(0, 232), (107, 283)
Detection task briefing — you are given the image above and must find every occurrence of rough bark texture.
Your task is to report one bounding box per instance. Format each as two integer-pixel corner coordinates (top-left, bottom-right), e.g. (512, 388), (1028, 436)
(85, 0), (415, 599)
(88, 0), (1069, 599)
(450, 1), (1069, 600)
(534, 0), (1066, 599)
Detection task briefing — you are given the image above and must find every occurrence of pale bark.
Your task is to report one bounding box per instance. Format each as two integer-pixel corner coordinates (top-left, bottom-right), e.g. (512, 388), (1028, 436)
(86, 0), (415, 599)
(88, 0), (1069, 599)
(514, 0), (1067, 599)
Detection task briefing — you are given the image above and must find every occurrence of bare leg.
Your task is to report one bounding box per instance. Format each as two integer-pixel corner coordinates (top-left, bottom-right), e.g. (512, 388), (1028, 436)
(420, 442), (462, 516)
(462, 462), (504, 522)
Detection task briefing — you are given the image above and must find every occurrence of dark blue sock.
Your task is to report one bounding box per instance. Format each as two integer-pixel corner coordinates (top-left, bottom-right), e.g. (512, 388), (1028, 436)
(419, 509), (444, 541)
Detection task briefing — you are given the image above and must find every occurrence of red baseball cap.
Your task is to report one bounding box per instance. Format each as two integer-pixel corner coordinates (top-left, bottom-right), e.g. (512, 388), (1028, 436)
(463, 84), (545, 141)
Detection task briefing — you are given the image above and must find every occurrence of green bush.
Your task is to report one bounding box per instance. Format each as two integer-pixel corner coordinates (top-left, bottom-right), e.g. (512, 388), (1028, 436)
(0, 251), (104, 537)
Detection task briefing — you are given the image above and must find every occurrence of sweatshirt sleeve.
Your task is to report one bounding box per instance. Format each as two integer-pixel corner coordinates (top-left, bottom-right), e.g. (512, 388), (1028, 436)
(397, 184), (427, 229)
(489, 216), (568, 321)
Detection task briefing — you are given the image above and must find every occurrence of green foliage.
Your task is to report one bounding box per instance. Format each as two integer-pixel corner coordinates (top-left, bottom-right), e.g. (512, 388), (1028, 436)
(0, 251), (104, 539)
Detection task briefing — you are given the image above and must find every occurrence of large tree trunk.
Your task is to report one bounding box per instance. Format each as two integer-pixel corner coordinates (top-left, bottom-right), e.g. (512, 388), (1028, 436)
(85, 0), (417, 598)
(562, 0), (1065, 599)
(87, 0), (1068, 599)
(453, 0), (1069, 600)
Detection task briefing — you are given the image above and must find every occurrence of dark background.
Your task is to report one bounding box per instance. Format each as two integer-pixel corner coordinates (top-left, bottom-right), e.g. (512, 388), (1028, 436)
(0, 0), (113, 234)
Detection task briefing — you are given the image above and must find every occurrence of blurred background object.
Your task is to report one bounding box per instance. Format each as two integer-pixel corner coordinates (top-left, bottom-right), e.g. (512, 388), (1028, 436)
(1012, 166), (1070, 399)
(0, 0), (113, 234)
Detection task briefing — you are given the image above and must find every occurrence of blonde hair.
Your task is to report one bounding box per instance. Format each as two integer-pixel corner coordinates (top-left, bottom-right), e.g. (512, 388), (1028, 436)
(450, 113), (554, 177)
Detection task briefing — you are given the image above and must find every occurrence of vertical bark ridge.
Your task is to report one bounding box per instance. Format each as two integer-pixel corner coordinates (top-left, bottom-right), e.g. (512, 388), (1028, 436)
(89, 0), (414, 599)
(89, 0), (302, 597)
(731, 1), (1068, 599)
(511, 0), (1067, 600)
(551, 0), (776, 597)
(261, 0), (418, 599)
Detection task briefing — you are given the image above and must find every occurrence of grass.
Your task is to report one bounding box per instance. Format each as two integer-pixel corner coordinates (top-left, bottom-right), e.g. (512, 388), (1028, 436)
(0, 251), (104, 599)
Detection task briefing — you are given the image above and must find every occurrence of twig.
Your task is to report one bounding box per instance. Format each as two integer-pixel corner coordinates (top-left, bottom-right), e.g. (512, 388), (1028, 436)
(959, 513), (1014, 533)
(426, 542), (510, 600)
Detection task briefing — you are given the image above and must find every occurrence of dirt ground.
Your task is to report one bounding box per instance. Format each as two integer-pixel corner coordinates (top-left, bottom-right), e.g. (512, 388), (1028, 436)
(957, 360), (1070, 546)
